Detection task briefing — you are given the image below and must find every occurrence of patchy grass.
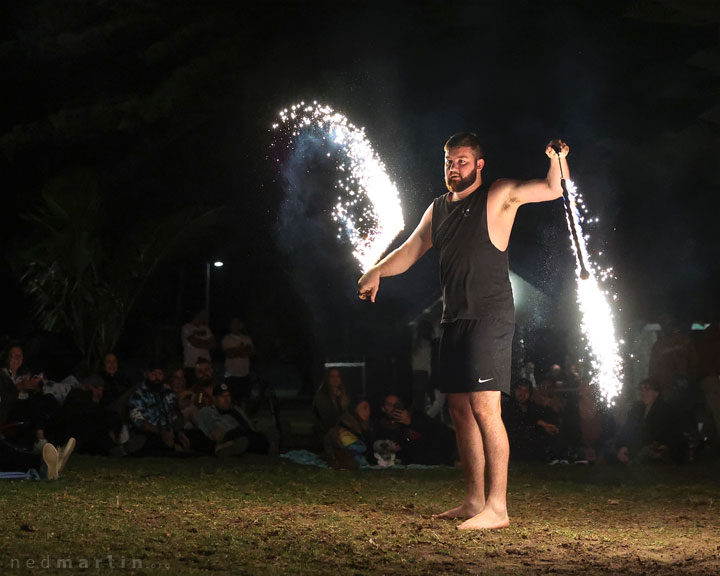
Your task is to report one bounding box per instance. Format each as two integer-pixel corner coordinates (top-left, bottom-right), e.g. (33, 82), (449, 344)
(1, 456), (719, 575)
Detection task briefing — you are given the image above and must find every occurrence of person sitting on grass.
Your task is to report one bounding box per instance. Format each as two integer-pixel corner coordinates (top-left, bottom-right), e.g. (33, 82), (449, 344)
(324, 397), (374, 470)
(530, 364), (584, 464)
(99, 352), (134, 412)
(167, 364), (196, 427)
(502, 379), (558, 461)
(615, 378), (684, 464)
(532, 363), (569, 415)
(190, 358), (216, 410)
(312, 368), (350, 448)
(374, 393), (456, 466)
(128, 363), (191, 456)
(574, 379), (616, 464)
(0, 436), (75, 480)
(0, 343), (58, 453)
(195, 382), (270, 457)
(57, 374), (145, 457)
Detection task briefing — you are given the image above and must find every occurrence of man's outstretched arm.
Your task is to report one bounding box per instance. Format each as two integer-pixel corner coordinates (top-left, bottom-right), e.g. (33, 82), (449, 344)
(357, 203), (434, 302)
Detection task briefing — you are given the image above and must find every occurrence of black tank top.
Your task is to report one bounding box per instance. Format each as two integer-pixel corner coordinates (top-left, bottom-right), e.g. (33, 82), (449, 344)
(431, 188), (514, 324)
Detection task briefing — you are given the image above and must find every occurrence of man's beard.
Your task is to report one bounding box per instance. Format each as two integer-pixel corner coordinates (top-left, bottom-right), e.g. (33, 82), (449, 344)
(145, 378), (163, 390)
(445, 168), (477, 193)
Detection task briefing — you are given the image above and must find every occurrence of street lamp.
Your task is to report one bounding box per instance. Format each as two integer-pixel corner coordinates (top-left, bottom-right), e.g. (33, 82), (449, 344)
(205, 260), (224, 325)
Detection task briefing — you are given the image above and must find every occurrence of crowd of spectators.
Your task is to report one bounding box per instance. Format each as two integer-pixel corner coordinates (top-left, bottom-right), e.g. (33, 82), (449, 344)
(390, 312), (719, 469)
(315, 368), (457, 469)
(0, 311), (275, 477)
(3, 308), (718, 474)
(502, 311), (719, 466)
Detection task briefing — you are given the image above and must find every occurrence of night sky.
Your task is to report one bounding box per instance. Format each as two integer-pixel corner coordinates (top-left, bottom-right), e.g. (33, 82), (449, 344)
(1, 1), (719, 385)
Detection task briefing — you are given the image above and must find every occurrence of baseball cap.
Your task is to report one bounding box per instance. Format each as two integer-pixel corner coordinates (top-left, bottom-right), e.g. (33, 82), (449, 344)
(213, 382), (231, 396)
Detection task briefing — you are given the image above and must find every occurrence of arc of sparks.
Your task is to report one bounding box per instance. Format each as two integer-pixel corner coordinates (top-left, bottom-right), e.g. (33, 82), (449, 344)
(273, 101), (405, 272)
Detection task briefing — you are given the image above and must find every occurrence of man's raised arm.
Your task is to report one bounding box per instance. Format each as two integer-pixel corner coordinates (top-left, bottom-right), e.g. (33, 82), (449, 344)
(357, 203), (434, 302)
(498, 139), (570, 208)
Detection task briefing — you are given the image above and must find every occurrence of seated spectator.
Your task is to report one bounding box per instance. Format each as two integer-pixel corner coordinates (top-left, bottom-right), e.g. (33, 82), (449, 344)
(325, 397), (374, 469)
(374, 393), (455, 465)
(503, 379), (558, 461)
(616, 378), (684, 464)
(649, 312), (698, 410)
(163, 363), (227, 455)
(0, 344), (24, 426)
(575, 379), (615, 463)
(0, 436), (75, 480)
(567, 364), (582, 387)
(222, 318), (255, 406)
(312, 368), (349, 446)
(0, 343), (58, 452)
(167, 365), (196, 427)
(532, 363), (567, 415)
(128, 363), (191, 456)
(56, 375), (144, 457)
(195, 383), (270, 456)
(190, 358), (216, 409)
(532, 363), (588, 463)
(99, 352), (134, 414)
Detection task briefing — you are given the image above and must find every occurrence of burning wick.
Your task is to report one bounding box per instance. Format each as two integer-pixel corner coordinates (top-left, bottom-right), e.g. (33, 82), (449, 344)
(552, 145), (590, 280)
(552, 148), (623, 405)
(564, 179), (623, 405)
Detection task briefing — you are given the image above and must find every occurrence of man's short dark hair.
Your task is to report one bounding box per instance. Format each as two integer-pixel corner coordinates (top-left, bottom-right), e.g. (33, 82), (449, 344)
(444, 132), (484, 159)
(143, 357), (166, 372)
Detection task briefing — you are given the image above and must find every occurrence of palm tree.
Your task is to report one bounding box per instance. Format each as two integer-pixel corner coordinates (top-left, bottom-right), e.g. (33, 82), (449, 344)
(13, 170), (222, 368)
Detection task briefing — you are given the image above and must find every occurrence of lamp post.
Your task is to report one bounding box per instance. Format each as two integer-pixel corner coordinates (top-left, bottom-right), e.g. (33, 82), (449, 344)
(205, 260), (224, 325)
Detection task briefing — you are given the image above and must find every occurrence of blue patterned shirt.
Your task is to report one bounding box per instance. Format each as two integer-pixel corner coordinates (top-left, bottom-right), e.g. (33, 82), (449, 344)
(128, 382), (182, 430)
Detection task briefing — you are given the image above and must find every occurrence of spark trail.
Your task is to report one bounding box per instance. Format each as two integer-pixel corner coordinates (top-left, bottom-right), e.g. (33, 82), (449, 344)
(272, 101), (404, 272)
(563, 180), (623, 405)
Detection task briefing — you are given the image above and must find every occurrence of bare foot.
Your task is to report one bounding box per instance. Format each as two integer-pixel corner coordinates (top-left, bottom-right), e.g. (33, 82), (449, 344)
(457, 506), (510, 530)
(433, 502), (484, 520)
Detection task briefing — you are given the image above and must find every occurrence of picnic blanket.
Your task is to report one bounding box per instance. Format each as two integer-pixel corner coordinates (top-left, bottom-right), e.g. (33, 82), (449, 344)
(280, 450), (449, 470)
(0, 469), (41, 480)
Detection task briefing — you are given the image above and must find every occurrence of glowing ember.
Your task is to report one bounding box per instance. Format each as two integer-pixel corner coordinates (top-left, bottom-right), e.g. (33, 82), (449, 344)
(273, 101), (404, 271)
(563, 179), (623, 405)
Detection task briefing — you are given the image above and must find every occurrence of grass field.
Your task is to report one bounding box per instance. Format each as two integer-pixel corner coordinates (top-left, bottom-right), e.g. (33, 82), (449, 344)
(1, 454), (719, 575)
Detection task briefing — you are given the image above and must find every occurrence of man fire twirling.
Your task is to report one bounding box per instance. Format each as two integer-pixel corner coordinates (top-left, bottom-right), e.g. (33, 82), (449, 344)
(358, 134), (570, 529)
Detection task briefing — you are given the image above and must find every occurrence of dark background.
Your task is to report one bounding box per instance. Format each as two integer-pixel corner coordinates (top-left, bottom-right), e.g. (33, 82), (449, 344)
(1, 1), (719, 394)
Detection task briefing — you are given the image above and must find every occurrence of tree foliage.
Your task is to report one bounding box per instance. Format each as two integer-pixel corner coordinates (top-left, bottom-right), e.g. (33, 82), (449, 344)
(13, 170), (222, 368)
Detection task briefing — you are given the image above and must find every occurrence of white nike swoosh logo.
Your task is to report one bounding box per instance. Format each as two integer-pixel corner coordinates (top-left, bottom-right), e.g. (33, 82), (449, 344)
(478, 377), (494, 384)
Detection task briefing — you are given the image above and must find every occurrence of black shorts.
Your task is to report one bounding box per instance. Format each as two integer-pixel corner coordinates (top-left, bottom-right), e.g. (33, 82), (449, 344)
(437, 317), (515, 395)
